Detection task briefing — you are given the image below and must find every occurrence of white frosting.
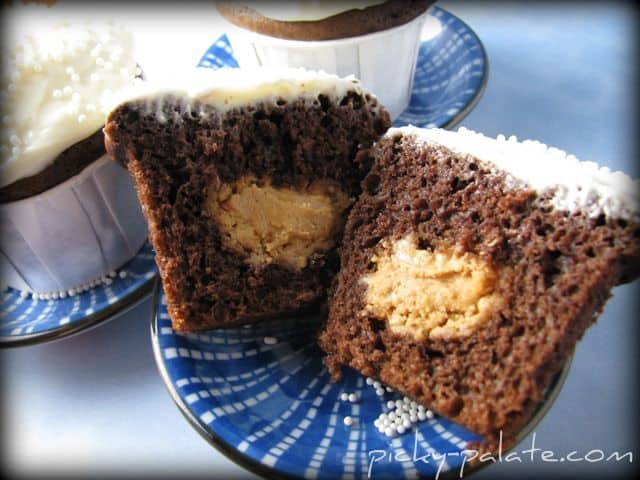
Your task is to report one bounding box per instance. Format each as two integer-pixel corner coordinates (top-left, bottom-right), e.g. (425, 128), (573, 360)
(240, 1), (387, 22)
(109, 66), (378, 117)
(0, 22), (140, 187)
(389, 126), (640, 221)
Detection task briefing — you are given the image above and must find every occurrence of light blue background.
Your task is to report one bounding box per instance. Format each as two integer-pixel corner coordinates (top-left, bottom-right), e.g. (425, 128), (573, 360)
(1, 2), (637, 478)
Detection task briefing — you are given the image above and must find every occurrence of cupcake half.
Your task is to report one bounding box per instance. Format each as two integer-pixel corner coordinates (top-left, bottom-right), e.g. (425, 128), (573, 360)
(104, 67), (390, 332)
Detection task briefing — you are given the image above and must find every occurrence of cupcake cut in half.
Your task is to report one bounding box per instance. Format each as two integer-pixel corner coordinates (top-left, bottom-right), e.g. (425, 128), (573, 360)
(319, 126), (640, 449)
(105, 67), (390, 332)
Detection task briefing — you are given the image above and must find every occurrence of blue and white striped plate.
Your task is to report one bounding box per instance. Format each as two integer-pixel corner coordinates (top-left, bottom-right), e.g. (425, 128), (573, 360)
(0, 241), (157, 347)
(152, 285), (571, 479)
(198, 7), (488, 130)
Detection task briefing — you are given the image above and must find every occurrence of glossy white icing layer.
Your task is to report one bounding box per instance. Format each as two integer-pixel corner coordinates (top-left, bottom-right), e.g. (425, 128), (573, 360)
(109, 66), (379, 117)
(390, 126), (640, 221)
(0, 22), (139, 188)
(242, 1), (386, 22)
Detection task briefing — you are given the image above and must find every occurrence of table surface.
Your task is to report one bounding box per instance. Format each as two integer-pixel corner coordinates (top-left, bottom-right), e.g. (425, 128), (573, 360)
(1, 2), (637, 479)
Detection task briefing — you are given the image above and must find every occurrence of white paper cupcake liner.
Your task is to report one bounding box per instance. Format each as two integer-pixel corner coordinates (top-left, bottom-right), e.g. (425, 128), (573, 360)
(226, 11), (429, 119)
(0, 154), (148, 293)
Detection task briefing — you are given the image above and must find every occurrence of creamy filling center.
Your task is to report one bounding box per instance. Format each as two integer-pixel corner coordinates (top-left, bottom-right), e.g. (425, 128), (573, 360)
(207, 176), (352, 270)
(362, 234), (503, 341)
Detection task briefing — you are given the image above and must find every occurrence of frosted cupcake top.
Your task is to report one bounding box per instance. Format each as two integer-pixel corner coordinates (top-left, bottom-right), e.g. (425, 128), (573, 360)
(390, 126), (640, 221)
(0, 22), (139, 188)
(244, 1), (387, 22)
(109, 67), (381, 118)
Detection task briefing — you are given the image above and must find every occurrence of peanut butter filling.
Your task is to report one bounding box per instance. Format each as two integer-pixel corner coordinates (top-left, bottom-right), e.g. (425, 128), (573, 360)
(207, 176), (352, 270)
(362, 235), (503, 341)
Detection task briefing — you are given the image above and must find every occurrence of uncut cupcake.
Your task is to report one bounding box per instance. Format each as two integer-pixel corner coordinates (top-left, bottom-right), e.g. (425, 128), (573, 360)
(0, 21), (147, 298)
(216, 0), (436, 119)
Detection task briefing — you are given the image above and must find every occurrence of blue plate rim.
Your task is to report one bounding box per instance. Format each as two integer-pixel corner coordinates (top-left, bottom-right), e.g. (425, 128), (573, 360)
(433, 6), (489, 130)
(150, 281), (573, 480)
(0, 242), (157, 349)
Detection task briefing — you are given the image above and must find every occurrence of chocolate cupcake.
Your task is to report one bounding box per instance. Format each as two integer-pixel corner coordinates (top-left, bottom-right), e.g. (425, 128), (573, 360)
(319, 126), (640, 452)
(216, 1), (437, 119)
(104, 67), (390, 331)
(0, 21), (147, 297)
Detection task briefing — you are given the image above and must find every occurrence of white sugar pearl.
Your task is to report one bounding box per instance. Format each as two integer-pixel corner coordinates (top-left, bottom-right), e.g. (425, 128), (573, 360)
(403, 419), (412, 429)
(365, 378), (373, 386)
(386, 400), (394, 409)
(20, 290), (29, 298)
(348, 393), (359, 403)
(59, 291), (67, 299)
(104, 277), (113, 285)
(71, 92), (81, 103)
(372, 381), (381, 389)
(63, 86), (72, 96)
(90, 72), (100, 82)
(108, 270), (117, 278)
(386, 386), (394, 393)
(343, 416), (353, 427)
(426, 410), (434, 419)
(410, 415), (418, 423)
(119, 271), (127, 279)
(51, 292), (59, 300)
(340, 393), (348, 402)
(396, 426), (406, 435)
(263, 336), (278, 345)
(68, 289), (76, 296)
(375, 388), (384, 397)
(65, 66), (75, 75)
(52, 89), (62, 98)
(417, 411), (426, 421)
(384, 426), (396, 437)
(71, 73), (80, 82)
(395, 400), (403, 409)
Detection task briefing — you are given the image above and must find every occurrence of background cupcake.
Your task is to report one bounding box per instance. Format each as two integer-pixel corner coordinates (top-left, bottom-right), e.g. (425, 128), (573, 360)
(0, 21), (148, 297)
(216, 0), (437, 119)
